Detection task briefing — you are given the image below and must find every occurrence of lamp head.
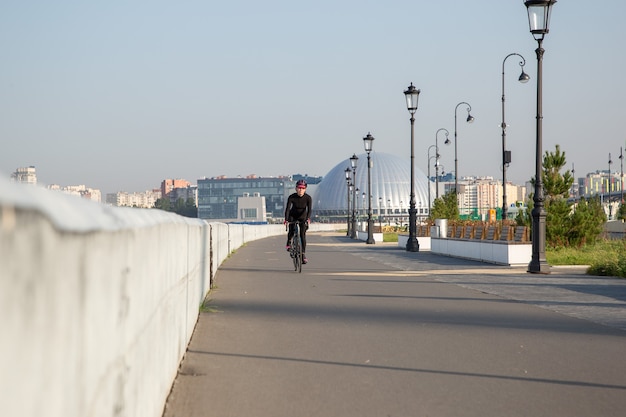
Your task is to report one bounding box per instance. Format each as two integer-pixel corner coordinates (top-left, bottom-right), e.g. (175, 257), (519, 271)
(518, 70), (531, 83)
(350, 153), (358, 169)
(363, 132), (375, 153)
(404, 83), (421, 115)
(525, 0), (557, 41)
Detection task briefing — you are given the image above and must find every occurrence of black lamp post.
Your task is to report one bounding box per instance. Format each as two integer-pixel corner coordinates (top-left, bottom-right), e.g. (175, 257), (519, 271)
(606, 152), (613, 220)
(435, 128), (449, 199)
(427, 146), (437, 216)
(344, 167), (351, 237)
(525, 0), (556, 274)
(454, 102), (475, 195)
(350, 154), (358, 238)
(501, 53), (530, 220)
(362, 192), (366, 222)
(385, 198), (391, 226)
(619, 146), (624, 204)
(363, 133), (375, 244)
(404, 82), (421, 252)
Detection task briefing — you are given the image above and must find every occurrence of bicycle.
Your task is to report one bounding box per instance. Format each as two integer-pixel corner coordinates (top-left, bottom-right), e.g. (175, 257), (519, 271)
(286, 221), (304, 273)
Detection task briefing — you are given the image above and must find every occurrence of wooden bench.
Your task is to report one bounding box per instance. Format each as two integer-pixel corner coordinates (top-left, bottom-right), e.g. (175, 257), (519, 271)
(417, 225), (431, 237)
(486, 226), (497, 240)
(500, 226), (514, 241)
(454, 226), (463, 239)
(473, 226), (485, 240)
(514, 226), (528, 242)
(463, 226), (473, 239)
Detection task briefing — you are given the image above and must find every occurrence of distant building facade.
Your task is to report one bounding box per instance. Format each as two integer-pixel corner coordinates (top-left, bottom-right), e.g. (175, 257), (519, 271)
(236, 194), (267, 223)
(106, 189), (162, 208)
(161, 179), (197, 206)
(10, 166), (37, 185)
(577, 170), (625, 200)
(197, 175), (295, 222)
(440, 176), (527, 219)
(48, 184), (102, 203)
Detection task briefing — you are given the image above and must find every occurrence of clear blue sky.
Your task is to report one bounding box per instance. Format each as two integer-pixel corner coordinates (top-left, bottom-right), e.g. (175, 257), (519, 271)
(1, 1), (625, 196)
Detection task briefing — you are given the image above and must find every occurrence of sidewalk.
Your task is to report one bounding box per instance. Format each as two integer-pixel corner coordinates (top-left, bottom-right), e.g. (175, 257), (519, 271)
(162, 232), (626, 417)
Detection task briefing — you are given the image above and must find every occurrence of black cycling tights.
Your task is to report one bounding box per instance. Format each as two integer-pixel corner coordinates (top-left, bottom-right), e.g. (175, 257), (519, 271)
(287, 221), (307, 253)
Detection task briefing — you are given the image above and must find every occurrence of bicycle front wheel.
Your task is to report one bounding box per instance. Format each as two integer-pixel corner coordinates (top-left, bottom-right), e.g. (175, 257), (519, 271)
(291, 237), (299, 272)
(291, 235), (302, 273)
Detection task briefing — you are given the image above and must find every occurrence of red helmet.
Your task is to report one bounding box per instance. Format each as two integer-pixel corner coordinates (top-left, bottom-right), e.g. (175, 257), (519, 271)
(296, 179), (307, 189)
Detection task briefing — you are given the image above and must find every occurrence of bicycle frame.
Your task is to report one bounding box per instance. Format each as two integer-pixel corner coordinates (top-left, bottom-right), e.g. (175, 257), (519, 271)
(287, 221), (303, 273)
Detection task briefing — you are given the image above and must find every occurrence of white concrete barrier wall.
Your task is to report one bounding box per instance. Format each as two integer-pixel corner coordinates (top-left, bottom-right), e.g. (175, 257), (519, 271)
(0, 179), (340, 417)
(431, 237), (531, 266)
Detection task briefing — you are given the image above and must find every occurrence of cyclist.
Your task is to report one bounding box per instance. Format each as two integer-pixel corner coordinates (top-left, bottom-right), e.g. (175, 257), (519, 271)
(284, 179), (312, 264)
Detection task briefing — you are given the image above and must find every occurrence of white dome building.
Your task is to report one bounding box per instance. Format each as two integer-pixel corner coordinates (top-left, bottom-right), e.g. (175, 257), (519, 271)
(312, 152), (434, 223)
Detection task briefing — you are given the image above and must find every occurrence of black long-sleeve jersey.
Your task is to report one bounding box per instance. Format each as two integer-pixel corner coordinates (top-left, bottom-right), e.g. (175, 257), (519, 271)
(284, 192), (312, 222)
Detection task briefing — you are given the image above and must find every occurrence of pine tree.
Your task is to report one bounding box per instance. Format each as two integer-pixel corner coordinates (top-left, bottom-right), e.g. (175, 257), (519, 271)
(528, 144), (605, 247)
(429, 191), (459, 220)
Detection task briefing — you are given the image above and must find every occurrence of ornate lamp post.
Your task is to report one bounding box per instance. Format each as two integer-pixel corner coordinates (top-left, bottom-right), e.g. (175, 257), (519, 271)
(501, 53), (530, 219)
(619, 146), (624, 204)
(350, 154), (358, 238)
(362, 192), (366, 222)
(427, 145), (437, 216)
(435, 128), (450, 199)
(608, 153), (613, 220)
(525, 0), (556, 274)
(363, 133), (375, 244)
(355, 187), (360, 223)
(404, 82), (421, 252)
(344, 167), (351, 237)
(454, 102), (475, 194)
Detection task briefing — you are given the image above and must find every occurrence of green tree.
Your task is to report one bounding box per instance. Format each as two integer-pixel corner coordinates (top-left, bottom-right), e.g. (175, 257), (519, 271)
(542, 144), (574, 200)
(154, 198), (171, 211)
(545, 198), (571, 247)
(181, 198), (198, 218)
(515, 199), (531, 228)
(153, 197), (198, 218)
(569, 196), (606, 246)
(617, 202), (626, 221)
(429, 191), (459, 220)
(528, 144), (605, 248)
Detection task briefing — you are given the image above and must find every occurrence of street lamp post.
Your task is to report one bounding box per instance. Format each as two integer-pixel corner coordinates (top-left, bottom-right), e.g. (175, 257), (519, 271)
(378, 197), (382, 231)
(427, 145), (437, 216)
(606, 152), (613, 220)
(363, 133), (375, 244)
(454, 102), (475, 195)
(525, 0), (556, 274)
(350, 154), (358, 238)
(355, 187), (360, 224)
(404, 83), (421, 252)
(362, 192), (366, 223)
(435, 128), (450, 199)
(344, 167), (351, 237)
(501, 53), (530, 219)
(619, 146), (624, 204)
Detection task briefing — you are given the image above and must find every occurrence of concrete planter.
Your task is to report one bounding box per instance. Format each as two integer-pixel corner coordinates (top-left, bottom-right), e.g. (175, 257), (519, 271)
(430, 237), (531, 266)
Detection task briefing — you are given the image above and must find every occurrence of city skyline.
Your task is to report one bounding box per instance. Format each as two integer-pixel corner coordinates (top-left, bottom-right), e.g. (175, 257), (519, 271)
(2, 1), (625, 197)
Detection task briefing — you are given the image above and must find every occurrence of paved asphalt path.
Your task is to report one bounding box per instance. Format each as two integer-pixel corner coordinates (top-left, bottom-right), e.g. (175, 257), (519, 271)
(162, 232), (626, 417)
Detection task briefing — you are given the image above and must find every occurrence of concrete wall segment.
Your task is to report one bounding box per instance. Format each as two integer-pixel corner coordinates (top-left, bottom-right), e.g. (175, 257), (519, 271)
(0, 178), (338, 417)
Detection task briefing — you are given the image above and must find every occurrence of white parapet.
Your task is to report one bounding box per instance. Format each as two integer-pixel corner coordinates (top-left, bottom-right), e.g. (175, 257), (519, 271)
(0, 177), (338, 417)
